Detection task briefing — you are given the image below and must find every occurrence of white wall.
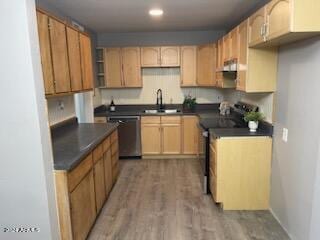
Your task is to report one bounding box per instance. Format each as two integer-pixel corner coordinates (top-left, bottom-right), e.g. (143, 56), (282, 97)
(224, 90), (274, 123)
(47, 96), (76, 125)
(0, 0), (59, 239)
(270, 37), (320, 240)
(100, 68), (224, 105)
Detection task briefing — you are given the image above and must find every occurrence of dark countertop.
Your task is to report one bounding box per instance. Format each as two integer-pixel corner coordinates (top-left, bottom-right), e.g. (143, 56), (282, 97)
(210, 127), (273, 139)
(94, 104), (273, 138)
(51, 120), (118, 171)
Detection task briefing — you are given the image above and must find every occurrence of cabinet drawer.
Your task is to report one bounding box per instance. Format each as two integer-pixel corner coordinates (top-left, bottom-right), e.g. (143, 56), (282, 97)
(161, 116), (181, 124)
(94, 117), (106, 123)
(103, 137), (111, 152)
(111, 130), (118, 143)
(93, 144), (103, 163)
(68, 153), (93, 192)
(141, 116), (161, 124)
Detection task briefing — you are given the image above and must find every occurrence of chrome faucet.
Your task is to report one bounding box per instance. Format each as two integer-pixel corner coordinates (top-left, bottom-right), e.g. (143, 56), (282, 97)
(156, 89), (164, 110)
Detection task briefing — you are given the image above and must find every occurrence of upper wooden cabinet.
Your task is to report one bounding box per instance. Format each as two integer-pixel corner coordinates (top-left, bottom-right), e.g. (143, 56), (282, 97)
(248, 7), (266, 47)
(222, 35), (231, 62)
(104, 47), (142, 88)
(249, 0), (320, 48)
(36, 9), (94, 97)
(230, 28), (239, 60)
(122, 47), (142, 87)
(216, 38), (224, 72)
(49, 17), (71, 94)
(180, 46), (197, 87)
(160, 46), (180, 67)
(104, 48), (123, 88)
(141, 46), (180, 67)
(237, 20), (278, 92)
(36, 11), (54, 95)
(141, 47), (160, 67)
(80, 33), (94, 90)
(197, 43), (216, 87)
(66, 27), (82, 92)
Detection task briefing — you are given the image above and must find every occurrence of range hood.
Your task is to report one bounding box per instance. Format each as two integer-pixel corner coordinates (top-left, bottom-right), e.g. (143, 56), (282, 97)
(223, 59), (237, 72)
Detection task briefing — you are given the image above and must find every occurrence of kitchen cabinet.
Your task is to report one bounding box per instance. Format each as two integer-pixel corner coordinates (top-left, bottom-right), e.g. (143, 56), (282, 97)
(110, 130), (119, 184)
(248, 7), (266, 47)
(209, 137), (272, 210)
(249, 0), (320, 48)
(36, 11), (54, 95)
(180, 46), (197, 87)
(230, 27), (238, 60)
(122, 47), (142, 87)
(141, 116), (181, 155)
(216, 38), (224, 72)
(104, 48), (123, 88)
(49, 17), (71, 93)
(54, 129), (119, 240)
(79, 33), (94, 90)
(197, 43), (216, 87)
(36, 9), (94, 96)
(104, 47), (142, 88)
(93, 145), (106, 213)
(141, 117), (161, 155)
(161, 116), (181, 154)
(141, 47), (161, 67)
(222, 35), (231, 62)
(66, 27), (82, 92)
(182, 116), (198, 154)
(70, 170), (96, 240)
(237, 19), (278, 92)
(141, 46), (180, 67)
(160, 46), (180, 67)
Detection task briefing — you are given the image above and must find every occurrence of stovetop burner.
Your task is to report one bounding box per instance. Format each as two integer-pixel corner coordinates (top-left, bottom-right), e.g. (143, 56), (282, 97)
(199, 118), (246, 130)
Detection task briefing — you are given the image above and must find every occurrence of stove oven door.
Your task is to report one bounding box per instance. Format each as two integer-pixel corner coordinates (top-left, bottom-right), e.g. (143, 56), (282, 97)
(198, 124), (210, 194)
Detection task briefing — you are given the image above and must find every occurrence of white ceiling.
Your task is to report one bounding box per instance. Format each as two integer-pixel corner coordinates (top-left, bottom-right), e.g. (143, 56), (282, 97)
(42, 0), (268, 33)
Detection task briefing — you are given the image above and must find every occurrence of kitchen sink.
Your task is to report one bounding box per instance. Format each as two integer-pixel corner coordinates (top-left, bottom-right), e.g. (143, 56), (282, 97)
(142, 109), (181, 114)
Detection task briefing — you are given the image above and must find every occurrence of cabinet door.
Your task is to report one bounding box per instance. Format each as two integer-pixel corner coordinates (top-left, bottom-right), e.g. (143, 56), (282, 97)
(49, 17), (71, 93)
(104, 149), (113, 195)
(266, 0), (291, 41)
(70, 170), (96, 240)
(162, 124), (181, 154)
(180, 46), (197, 86)
(105, 48), (123, 88)
(141, 124), (161, 154)
(141, 47), (161, 67)
(122, 47), (142, 87)
(66, 27), (82, 92)
(223, 35), (231, 61)
(79, 33), (94, 90)
(216, 38), (224, 71)
(161, 46), (180, 67)
(36, 11), (54, 95)
(93, 158), (106, 213)
(197, 44), (216, 86)
(182, 116), (198, 154)
(237, 20), (248, 91)
(248, 7), (266, 46)
(230, 27), (239, 60)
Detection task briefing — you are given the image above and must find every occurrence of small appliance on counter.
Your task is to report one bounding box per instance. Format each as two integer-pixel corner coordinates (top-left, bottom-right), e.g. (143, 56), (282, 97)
(109, 97), (116, 112)
(219, 101), (231, 115)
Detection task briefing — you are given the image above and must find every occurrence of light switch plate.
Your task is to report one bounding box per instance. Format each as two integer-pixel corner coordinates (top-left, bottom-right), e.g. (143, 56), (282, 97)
(282, 128), (288, 142)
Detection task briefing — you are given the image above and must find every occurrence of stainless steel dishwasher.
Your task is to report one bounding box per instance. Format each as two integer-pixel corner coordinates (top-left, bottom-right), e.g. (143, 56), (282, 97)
(107, 116), (141, 159)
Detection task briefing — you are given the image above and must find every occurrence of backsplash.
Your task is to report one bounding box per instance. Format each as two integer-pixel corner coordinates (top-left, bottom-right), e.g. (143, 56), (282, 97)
(100, 68), (224, 105)
(47, 95), (76, 126)
(224, 90), (274, 123)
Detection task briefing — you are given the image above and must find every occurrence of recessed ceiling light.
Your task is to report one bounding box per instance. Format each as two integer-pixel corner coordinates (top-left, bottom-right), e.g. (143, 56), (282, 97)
(149, 8), (163, 16)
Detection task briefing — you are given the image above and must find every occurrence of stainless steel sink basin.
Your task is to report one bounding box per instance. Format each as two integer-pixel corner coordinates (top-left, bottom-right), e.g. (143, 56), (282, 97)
(142, 109), (180, 114)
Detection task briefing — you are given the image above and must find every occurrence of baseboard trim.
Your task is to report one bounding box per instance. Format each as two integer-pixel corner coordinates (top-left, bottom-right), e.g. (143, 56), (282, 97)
(269, 207), (293, 240)
(142, 154), (198, 159)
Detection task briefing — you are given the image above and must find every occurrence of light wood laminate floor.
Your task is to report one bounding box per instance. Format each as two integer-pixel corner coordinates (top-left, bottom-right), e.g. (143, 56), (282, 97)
(88, 159), (289, 240)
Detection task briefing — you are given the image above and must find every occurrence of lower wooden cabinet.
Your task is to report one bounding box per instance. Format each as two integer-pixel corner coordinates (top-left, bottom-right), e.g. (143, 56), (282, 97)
(181, 116), (199, 154)
(142, 116), (200, 156)
(54, 129), (119, 240)
(93, 158), (106, 213)
(209, 137), (272, 210)
(70, 170), (96, 240)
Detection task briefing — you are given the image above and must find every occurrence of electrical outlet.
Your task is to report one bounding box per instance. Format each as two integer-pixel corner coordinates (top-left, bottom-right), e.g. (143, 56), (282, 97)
(58, 100), (64, 110)
(282, 128), (288, 142)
